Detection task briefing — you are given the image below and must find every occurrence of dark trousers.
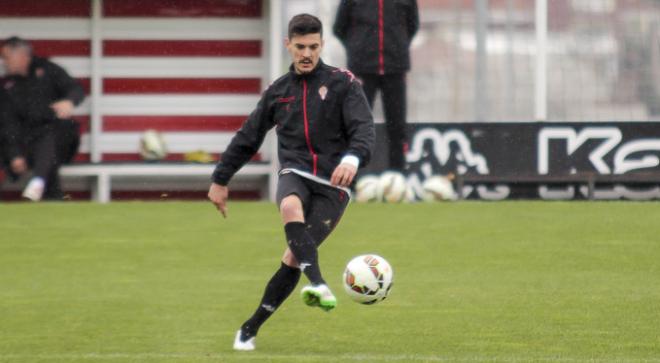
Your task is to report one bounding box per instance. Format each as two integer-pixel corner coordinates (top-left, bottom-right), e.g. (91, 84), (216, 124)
(14, 120), (79, 199)
(27, 130), (62, 199)
(358, 73), (407, 171)
(276, 172), (349, 245)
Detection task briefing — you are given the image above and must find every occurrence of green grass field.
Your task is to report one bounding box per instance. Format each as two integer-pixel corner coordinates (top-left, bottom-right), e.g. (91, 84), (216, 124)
(1, 201), (659, 362)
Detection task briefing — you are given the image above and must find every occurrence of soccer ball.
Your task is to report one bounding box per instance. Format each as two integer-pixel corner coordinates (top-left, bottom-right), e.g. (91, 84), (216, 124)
(139, 129), (168, 161)
(343, 254), (394, 305)
(354, 175), (380, 202)
(377, 172), (407, 203)
(421, 175), (457, 201)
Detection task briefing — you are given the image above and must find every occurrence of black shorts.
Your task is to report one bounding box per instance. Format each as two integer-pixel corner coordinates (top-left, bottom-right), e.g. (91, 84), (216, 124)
(276, 172), (350, 246)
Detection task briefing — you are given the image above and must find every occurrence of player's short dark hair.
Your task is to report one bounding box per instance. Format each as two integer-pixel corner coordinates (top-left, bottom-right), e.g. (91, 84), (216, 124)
(1, 36), (32, 54)
(288, 14), (323, 39)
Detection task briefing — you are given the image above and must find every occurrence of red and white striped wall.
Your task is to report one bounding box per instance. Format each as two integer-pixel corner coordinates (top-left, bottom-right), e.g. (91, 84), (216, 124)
(0, 0), (269, 163)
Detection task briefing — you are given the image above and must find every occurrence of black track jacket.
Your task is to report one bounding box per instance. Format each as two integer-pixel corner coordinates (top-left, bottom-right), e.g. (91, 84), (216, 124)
(212, 60), (375, 186)
(334, 0), (419, 75)
(0, 56), (84, 160)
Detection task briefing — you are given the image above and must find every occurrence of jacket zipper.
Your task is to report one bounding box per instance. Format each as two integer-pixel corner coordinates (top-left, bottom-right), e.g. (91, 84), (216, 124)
(302, 79), (318, 175)
(378, 0), (385, 75)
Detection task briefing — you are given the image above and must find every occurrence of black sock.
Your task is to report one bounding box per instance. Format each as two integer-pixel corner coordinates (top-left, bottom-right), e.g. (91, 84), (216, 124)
(284, 222), (325, 286)
(240, 262), (301, 340)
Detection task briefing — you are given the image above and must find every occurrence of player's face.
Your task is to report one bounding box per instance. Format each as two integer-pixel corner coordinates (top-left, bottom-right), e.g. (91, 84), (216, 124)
(286, 33), (323, 75)
(0, 47), (31, 76)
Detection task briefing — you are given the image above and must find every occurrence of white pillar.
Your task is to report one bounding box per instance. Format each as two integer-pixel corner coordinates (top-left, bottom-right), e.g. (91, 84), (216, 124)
(97, 173), (111, 203)
(535, 0), (548, 121)
(268, 0), (283, 202)
(269, 0), (283, 82)
(90, 0), (103, 162)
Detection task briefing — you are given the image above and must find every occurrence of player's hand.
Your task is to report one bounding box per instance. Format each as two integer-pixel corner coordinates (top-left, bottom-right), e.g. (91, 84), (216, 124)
(208, 183), (229, 218)
(331, 163), (357, 187)
(50, 100), (75, 119)
(10, 157), (27, 174)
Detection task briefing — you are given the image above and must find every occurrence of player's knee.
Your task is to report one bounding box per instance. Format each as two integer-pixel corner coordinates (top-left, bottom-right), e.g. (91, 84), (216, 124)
(280, 195), (304, 222)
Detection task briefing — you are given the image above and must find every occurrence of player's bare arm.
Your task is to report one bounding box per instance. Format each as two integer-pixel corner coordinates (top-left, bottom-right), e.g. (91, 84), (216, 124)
(208, 183), (229, 218)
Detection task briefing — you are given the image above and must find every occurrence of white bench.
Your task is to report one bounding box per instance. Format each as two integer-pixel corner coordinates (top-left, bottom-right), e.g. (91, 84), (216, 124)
(59, 162), (273, 203)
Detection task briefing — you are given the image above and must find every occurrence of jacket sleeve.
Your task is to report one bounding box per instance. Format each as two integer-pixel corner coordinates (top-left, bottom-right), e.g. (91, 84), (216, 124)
(48, 60), (85, 106)
(333, 0), (351, 44)
(408, 0), (420, 42)
(212, 89), (275, 185)
(342, 79), (375, 167)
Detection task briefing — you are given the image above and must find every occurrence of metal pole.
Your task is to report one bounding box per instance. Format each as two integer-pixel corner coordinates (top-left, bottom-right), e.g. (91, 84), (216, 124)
(535, 0), (547, 121)
(474, 0), (488, 122)
(451, 0), (462, 119)
(505, 0), (515, 118)
(90, 0), (102, 162)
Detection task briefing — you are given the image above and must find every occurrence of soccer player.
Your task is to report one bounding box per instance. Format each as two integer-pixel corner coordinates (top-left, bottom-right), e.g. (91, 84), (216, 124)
(208, 14), (375, 351)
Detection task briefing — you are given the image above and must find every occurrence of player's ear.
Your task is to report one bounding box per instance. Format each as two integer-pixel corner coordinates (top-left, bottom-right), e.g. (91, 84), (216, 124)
(284, 38), (291, 48)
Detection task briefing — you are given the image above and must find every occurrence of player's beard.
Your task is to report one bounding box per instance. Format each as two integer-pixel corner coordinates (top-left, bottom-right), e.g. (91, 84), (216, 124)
(297, 58), (315, 74)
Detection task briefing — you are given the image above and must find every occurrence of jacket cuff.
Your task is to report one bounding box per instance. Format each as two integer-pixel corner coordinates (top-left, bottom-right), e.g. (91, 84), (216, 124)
(340, 154), (360, 168)
(211, 165), (230, 186)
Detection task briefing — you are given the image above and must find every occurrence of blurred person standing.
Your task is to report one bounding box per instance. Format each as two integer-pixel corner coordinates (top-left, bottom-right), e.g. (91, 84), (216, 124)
(0, 36), (83, 201)
(334, 0), (419, 172)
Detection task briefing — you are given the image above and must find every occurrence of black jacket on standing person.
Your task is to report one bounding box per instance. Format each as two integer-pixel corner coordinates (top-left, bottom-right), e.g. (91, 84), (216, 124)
(1, 56), (83, 165)
(212, 60), (375, 186)
(334, 0), (419, 75)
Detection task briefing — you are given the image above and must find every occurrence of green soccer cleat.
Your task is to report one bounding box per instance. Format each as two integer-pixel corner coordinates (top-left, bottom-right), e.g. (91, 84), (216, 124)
(301, 284), (337, 311)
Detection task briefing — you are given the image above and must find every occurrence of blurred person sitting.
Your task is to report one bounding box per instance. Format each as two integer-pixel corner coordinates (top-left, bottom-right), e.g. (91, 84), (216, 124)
(0, 36), (83, 201)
